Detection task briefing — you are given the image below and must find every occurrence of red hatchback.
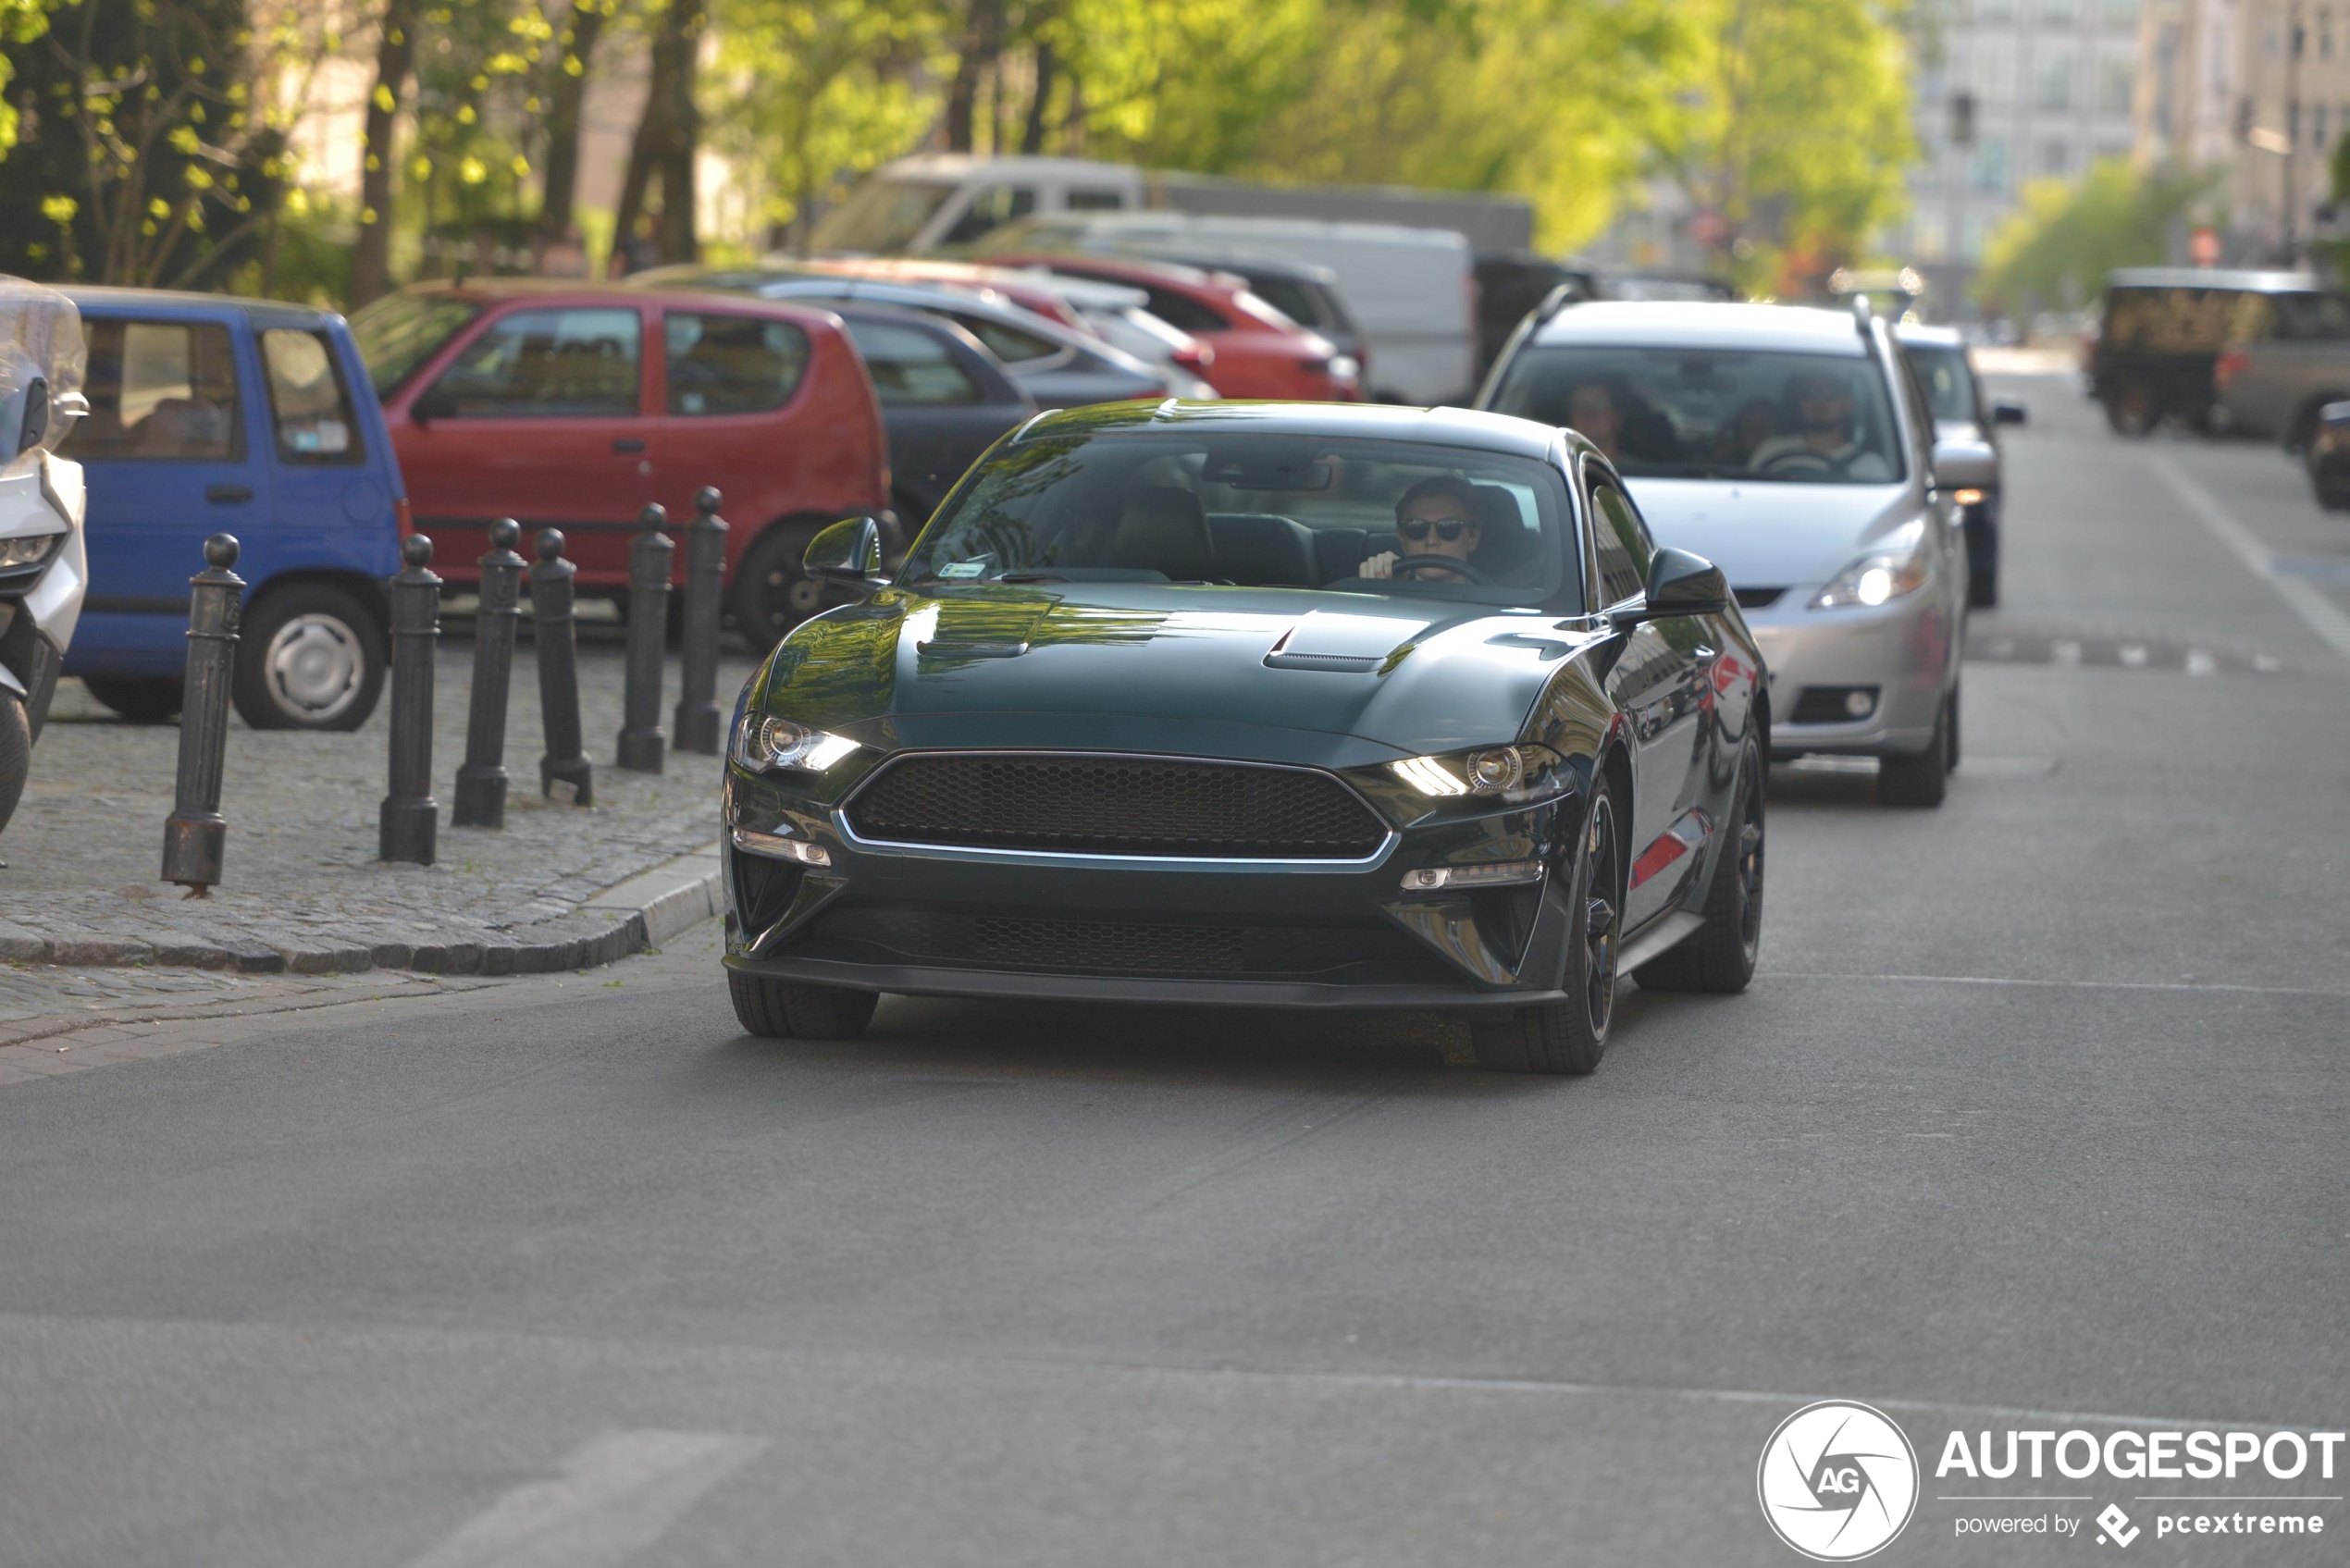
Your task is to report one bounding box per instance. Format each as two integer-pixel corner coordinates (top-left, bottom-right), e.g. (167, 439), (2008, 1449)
(353, 281), (889, 646)
(979, 253), (1358, 401)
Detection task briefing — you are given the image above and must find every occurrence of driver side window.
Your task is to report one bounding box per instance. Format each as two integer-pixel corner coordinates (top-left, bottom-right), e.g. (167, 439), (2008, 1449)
(1589, 482), (1651, 608)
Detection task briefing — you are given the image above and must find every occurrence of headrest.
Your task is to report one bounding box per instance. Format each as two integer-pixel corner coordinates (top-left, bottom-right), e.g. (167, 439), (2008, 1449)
(1471, 483), (1537, 576)
(1110, 485), (1214, 581)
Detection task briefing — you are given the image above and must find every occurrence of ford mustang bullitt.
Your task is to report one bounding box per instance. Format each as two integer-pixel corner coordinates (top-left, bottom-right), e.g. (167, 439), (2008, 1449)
(720, 401), (1767, 1074)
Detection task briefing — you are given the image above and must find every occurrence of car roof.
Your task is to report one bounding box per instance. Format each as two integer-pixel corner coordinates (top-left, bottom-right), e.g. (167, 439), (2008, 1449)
(1014, 398), (1573, 463)
(61, 285), (346, 330)
(397, 275), (844, 320)
(1528, 300), (1873, 355)
(2105, 267), (2328, 292)
(989, 253), (1237, 295)
(1893, 323), (1966, 347)
(880, 153), (1142, 181)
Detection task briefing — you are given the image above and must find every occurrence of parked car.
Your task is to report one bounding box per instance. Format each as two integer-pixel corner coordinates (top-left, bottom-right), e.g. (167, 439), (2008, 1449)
(353, 280), (889, 649)
(0, 278), (89, 833)
(1896, 322), (2025, 607)
(59, 288), (404, 730)
(824, 303), (1035, 526)
(2090, 267), (2332, 436)
(636, 266), (1177, 410)
(722, 401), (1765, 1076)
(2302, 400), (2350, 508)
(970, 250), (1358, 401)
(2209, 290), (2350, 447)
(1478, 296), (1972, 806)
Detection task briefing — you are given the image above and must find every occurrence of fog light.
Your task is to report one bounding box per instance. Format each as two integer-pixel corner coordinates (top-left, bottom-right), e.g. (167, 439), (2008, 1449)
(1843, 689), (1876, 718)
(731, 827), (831, 867)
(1401, 858), (1544, 892)
(1952, 488), (1985, 507)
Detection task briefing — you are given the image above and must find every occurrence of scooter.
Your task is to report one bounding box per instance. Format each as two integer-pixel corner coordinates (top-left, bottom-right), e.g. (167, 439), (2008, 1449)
(0, 277), (89, 838)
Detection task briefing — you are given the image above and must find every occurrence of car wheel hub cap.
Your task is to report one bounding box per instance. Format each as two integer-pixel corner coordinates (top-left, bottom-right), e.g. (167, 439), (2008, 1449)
(266, 613), (363, 721)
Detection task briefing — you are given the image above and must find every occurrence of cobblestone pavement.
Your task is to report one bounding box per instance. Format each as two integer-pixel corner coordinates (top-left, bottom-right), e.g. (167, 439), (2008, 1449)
(0, 638), (758, 993)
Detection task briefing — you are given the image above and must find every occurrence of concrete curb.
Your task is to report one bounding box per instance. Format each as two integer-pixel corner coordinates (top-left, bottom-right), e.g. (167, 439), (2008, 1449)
(0, 842), (724, 978)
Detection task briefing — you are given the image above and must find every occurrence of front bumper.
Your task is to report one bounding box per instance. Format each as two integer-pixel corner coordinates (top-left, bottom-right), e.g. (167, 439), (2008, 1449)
(1742, 585), (1954, 758)
(721, 747), (1592, 1008)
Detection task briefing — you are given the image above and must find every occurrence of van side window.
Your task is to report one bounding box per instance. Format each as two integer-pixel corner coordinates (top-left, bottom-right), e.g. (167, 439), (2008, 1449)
(1589, 483), (1652, 608)
(663, 313), (811, 414)
(260, 328), (364, 463)
(63, 320), (241, 462)
(425, 307), (640, 417)
(940, 184), (1036, 246)
(952, 314), (1059, 365)
(842, 320), (982, 405)
(1066, 188), (1126, 210)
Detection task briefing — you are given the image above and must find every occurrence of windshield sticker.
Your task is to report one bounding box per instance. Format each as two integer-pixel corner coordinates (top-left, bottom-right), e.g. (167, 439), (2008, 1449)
(938, 560), (991, 579)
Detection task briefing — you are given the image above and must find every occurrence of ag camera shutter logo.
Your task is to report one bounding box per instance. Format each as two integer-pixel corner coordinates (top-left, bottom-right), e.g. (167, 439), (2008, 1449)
(1758, 1401), (1921, 1561)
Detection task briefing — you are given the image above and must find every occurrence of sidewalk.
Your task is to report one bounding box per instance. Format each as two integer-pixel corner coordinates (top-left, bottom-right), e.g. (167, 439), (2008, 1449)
(0, 640), (754, 987)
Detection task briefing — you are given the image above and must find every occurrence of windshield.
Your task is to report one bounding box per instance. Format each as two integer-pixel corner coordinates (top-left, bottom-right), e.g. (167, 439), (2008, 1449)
(1902, 342), (1976, 422)
(1485, 345), (1906, 485)
(903, 424), (1579, 610)
(810, 178), (960, 253)
(352, 292), (481, 399)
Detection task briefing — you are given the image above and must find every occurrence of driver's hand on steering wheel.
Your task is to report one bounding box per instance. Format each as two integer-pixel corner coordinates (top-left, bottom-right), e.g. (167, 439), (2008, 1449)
(1361, 549), (1398, 579)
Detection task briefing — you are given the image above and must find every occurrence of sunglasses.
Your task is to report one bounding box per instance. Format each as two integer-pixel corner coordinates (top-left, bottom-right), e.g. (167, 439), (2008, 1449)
(1399, 516), (1475, 542)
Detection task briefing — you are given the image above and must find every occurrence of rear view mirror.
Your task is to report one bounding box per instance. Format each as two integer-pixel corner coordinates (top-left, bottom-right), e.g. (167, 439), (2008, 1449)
(15, 377), (47, 457)
(804, 514), (886, 590)
(1992, 401), (2027, 426)
(1932, 437), (1998, 494)
(1616, 547), (1729, 627)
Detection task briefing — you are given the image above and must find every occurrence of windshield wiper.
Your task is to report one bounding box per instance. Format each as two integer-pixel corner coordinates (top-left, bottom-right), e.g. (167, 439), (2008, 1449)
(999, 572), (1070, 584)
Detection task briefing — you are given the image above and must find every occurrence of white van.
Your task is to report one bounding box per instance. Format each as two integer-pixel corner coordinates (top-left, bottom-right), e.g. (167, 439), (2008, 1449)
(809, 155), (1145, 256)
(988, 213), (1478, 407)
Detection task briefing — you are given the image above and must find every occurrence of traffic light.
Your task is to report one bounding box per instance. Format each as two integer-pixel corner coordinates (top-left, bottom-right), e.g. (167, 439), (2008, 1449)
(1950, 91), (1977, 149)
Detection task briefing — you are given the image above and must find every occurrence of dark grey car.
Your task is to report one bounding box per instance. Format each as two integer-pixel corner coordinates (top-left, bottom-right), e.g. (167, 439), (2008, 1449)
(824, 304), (1035, 529)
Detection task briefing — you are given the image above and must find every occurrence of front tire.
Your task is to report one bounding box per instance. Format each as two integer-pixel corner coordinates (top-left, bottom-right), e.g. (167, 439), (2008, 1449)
(728, 970), (878, 1039)
(729, 522), (825, 652)
(2105, 379), (2157, 437)
(1634, 739), (1763, 994)
(1469, 772), (1624, 1075)
(233, 584), (387, 731)
(82, 674), (184, 723)
(0, 690), (27, 837)
(1876, 689), (1951, 808)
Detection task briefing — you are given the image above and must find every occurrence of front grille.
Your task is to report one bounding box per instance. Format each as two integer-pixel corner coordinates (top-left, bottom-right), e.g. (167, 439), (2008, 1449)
(844, 753), (1388, 858)
(800, 905), (1446, 982)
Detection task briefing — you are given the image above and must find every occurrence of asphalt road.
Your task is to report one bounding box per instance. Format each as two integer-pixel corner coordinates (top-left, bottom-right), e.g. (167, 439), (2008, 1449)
(3, 376), (2347, 1567)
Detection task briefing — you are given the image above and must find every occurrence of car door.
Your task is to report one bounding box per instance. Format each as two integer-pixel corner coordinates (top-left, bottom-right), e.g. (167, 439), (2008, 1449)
(60, 309), (271, 673)
(252, 321), (386, 584)
(1589, 476), (1712, 931)
(652, 304), (827, 542)
(394, 301), (657, 586)
(837, 314), (1033, 522)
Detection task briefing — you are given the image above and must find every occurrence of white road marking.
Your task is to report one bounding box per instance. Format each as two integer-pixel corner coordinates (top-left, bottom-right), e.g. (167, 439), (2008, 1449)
(1761, 970), (2350, 999)
(2051, 639), (2081, 665)
(402, 1429), (767, 1568)
(2186, 648), (2218, 676)
(2119, 644), (2147, 667)
(2152, 454), (2350, 661)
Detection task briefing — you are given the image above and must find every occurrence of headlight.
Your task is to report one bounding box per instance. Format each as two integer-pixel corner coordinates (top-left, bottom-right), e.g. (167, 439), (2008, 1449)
(731, 713), (860, 775)
(1389, 744), (1565, 799)
(0, 531), (62, 569)
(1810, 519), (1931, 609)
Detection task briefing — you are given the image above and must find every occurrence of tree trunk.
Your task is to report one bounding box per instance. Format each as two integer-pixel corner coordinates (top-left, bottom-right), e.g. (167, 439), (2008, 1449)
(1020, 43), (1056, 155)
(352, 0), (418, 307)
(612, 0), (703, 270)
(536, 0), (607, 242)
(942, 0), (1006, 153)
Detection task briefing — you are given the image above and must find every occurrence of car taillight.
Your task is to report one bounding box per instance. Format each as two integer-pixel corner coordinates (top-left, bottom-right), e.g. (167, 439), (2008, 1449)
(394, 496), (414, 537)
(2215, 349), (2250, 390)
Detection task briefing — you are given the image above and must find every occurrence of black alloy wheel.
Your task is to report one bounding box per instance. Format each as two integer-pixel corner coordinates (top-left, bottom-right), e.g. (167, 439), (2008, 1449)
(1469, 773), (1624, 1075)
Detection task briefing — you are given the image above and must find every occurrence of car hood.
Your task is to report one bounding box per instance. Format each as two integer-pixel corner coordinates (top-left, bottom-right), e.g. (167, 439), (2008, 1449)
(754, 583), (1604, 763)
(1619, 479), (1920, 590)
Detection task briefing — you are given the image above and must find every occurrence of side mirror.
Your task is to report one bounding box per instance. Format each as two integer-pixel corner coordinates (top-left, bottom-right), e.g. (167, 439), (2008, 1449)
(1931, 436), (1998, 494)
(804, 514), (887, 591)
(1616, 546), (1729, 626)
(15, 377), (48, 457)
(1992, 401), (2027, 426)
(410, 386), (457, 425)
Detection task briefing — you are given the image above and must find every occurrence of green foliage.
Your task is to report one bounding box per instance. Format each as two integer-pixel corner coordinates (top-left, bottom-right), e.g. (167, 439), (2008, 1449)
(1973, 158), (2222, 315)
(0, 0), (47, 157)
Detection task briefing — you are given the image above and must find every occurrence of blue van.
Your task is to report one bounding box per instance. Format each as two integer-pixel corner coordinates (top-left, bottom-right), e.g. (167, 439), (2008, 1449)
(57, 289), (405, 730)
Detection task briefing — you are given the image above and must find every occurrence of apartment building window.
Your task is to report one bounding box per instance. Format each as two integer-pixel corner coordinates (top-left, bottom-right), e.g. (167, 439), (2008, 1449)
(2097, 55), (2135, 114)
(2101, 0), (2138, 30)
(2035, 48), (2076, 109)
(1976, 48), (2018, 105)
(1975, 0), (2017, 22)
(2322, 8), (2337, 59)
(2038, 138), (2073, 175)
(2316, 105), (2331, 149)
(1970, 135), (2011, 191)
(2042, 0), (2079, 23)
(1960, 214), (1991, 260)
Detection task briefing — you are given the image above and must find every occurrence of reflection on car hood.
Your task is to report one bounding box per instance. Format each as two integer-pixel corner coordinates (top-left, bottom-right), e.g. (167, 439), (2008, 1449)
(1620, 479), (1919, 589)
(755, 583), (1602, 760)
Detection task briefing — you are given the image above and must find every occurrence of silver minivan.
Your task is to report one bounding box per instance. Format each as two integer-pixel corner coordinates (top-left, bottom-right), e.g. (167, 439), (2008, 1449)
(1478, 297), (1982, 807)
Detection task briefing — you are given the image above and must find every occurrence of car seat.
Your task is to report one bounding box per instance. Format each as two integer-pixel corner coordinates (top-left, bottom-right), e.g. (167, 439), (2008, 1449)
(1206, 512), (1317, 587)
(1109, 485), (1216, 580)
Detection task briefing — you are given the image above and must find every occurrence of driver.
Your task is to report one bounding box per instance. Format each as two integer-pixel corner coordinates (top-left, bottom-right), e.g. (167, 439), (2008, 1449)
(1747, 369), (1894, 479)
(1364, 474), (1483, 583)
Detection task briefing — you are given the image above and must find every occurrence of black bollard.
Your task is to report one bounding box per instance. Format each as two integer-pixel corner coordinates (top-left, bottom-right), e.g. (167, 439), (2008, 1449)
(378, 534), (440, 865)
(452, 518), (526, 829)
(531, 528), (594, 807)
(616, 503), (673, 772)
(672, 486), (728, 755)
(160, 534), (245, 894)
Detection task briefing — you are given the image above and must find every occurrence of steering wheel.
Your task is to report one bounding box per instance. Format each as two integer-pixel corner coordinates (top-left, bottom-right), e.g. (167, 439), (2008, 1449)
(1389, 553), (1492, 584)
(1757, 445), (1861, 476)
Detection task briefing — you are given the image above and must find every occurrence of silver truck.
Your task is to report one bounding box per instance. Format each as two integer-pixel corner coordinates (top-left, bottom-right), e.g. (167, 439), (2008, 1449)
(2210, 290), (2350, 448)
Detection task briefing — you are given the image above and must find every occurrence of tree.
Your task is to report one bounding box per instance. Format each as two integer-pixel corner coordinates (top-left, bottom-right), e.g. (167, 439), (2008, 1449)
(1974, 158), (2221, 315)
(536, 0), (613, 245)
(352, 0), (419, 305)
(613, 0), (707, 266)
(0, 0), (46, 160)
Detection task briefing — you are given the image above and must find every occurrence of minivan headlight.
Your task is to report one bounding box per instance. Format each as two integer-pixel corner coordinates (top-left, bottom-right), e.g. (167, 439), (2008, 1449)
(732, 713), (860, 774)
(1810, 519), (1931, 609)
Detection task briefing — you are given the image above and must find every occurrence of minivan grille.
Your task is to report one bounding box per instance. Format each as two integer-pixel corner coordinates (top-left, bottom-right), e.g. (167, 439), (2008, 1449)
(843, 754), (1388, 859)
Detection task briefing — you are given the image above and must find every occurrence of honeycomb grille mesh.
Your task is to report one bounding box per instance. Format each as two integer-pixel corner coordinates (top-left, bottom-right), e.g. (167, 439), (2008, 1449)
(844, 754), (1386, 858)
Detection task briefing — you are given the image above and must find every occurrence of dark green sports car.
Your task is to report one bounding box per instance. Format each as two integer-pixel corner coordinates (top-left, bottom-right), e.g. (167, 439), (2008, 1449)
(721, 401), (1767, 1073)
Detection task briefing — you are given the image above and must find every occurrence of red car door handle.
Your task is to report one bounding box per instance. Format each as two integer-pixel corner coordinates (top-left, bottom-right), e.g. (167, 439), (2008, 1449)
(612, 437), (647, 453)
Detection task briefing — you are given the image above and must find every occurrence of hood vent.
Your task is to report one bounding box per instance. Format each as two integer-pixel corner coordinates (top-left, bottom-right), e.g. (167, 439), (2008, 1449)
(1263, 610), (1420, 673)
